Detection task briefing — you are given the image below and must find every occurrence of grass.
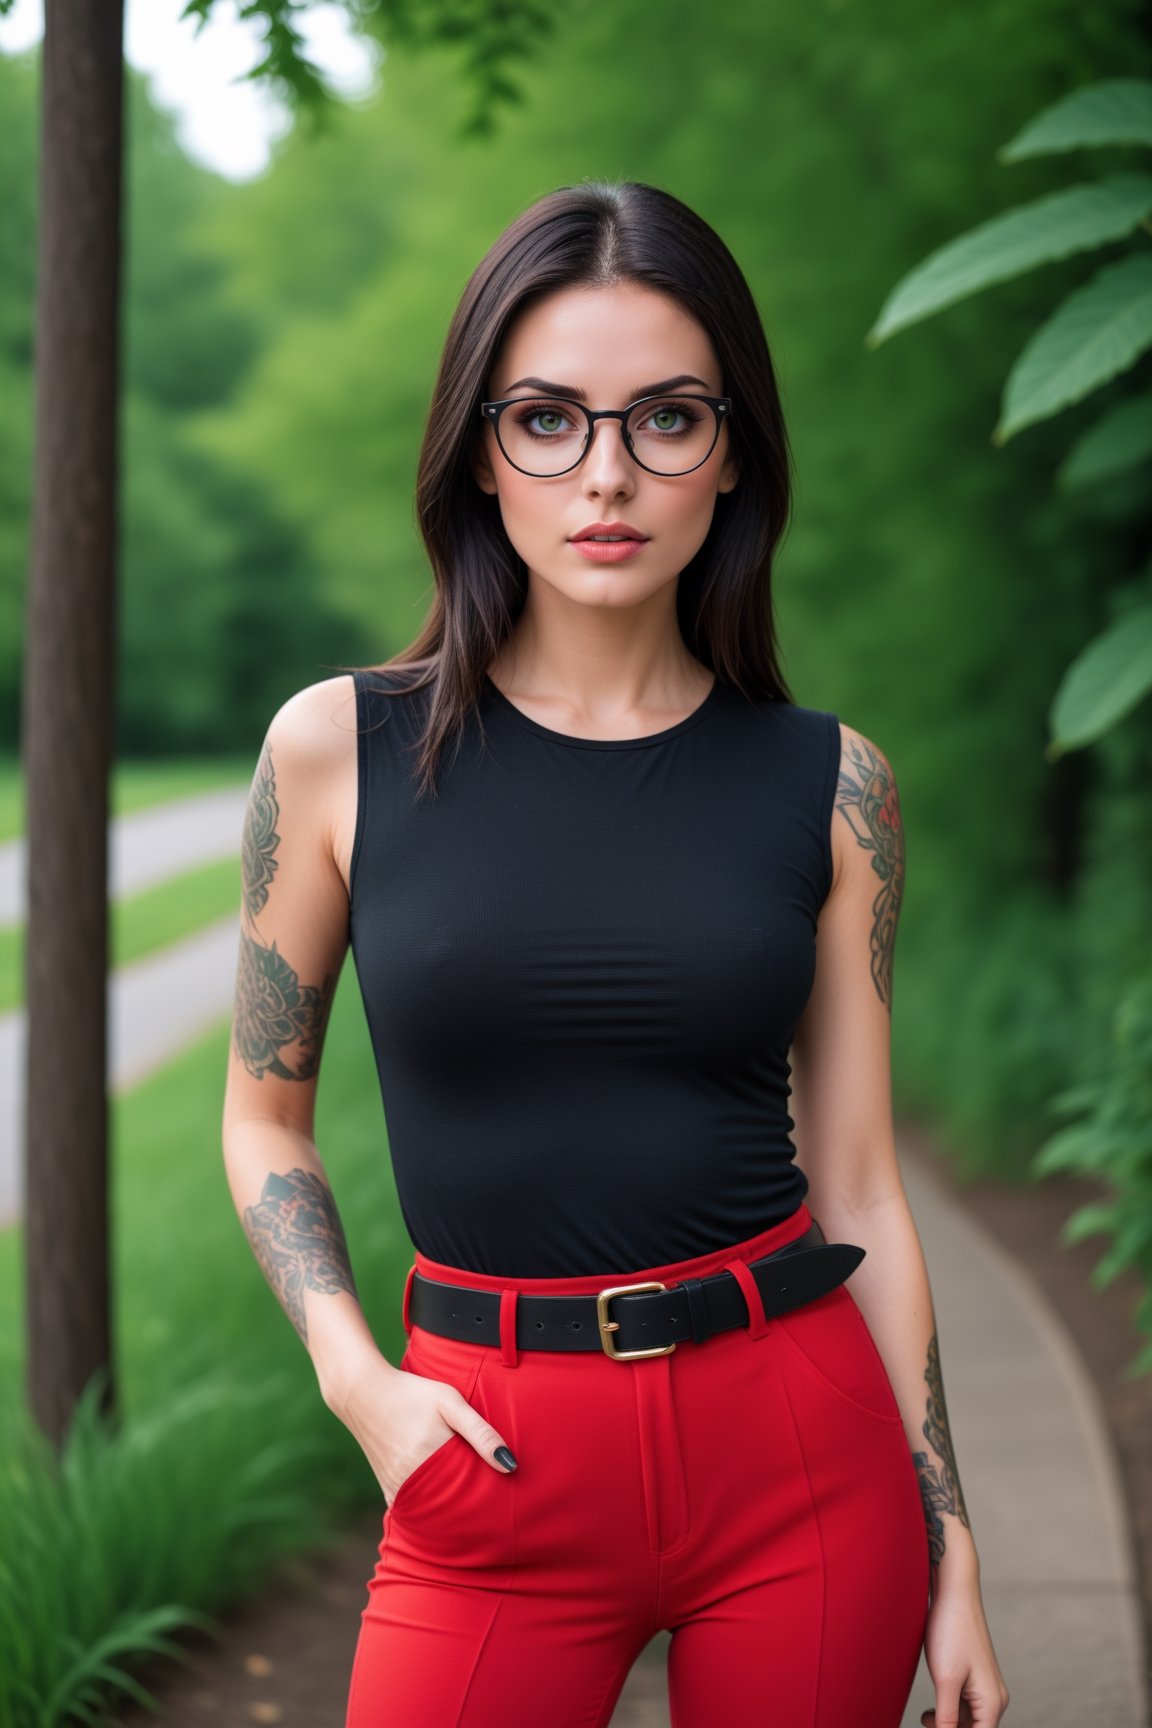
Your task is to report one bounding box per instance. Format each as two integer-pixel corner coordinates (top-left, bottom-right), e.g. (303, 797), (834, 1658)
(0, 970), (411, 1726)
(0, 1376), (335, 1728)
(0, 755), (252, 846)
(0, 857), (243, 1015)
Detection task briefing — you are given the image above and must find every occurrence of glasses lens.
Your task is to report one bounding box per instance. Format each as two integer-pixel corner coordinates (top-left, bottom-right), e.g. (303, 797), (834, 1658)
(626, 397), (720, 475)
(495, 397), (722, 476)
(497, 398), (591, 476)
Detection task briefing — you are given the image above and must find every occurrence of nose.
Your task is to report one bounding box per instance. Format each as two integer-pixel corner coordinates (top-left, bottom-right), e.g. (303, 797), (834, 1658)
(579, 415), (635, 499)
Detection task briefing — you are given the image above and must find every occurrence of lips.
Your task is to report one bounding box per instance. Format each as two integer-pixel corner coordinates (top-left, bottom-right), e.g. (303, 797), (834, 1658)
(569, 521), (649, 542)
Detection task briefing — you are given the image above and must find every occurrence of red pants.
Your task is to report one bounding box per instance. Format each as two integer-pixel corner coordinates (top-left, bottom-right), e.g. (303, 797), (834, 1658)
(346, 1203), (930, 1727)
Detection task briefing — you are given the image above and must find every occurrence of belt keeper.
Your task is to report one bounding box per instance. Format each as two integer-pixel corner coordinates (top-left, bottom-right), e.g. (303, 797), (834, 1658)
(677, 1276), (711, 1346)
(401, 1264), (416, 1336)
(724, 1258), (771, 1341)
(499, 1287), (519, 1368)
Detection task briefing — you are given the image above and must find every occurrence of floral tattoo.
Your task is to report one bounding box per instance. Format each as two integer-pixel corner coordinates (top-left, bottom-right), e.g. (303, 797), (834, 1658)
(242, 739), (280, 920)
(242, 1167), (358, 1344)
(912, 1329), (972, 1566)
(833, 732), (905, 1010)
(233, 739), (336, 1081)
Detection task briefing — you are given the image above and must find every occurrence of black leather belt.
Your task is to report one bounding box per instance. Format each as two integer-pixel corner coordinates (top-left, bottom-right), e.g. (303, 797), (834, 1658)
(407, 1221), (865, 1360)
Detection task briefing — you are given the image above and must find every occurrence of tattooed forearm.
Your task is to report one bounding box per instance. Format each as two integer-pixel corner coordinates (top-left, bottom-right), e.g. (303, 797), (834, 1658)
(233, 740), (336, 1080)
(833, 733), (905, 1010)
(243, 1167), (359, 1345)
(242, 739), (280, 921)
(912, 1328), (971, 1566)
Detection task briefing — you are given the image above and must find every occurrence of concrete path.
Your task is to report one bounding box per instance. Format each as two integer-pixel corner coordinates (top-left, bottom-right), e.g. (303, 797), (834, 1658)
(0, 786), (250, 925)
(0, 787), (248, 1224)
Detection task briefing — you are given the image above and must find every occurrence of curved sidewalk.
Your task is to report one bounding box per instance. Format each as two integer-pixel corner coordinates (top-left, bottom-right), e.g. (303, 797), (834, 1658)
(895, 1144), (1144, 1726)
(0, 786), (249, 1225)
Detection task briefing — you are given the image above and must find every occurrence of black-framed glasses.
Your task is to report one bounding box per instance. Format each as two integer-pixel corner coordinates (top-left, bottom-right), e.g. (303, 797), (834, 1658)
(479, 392), (733, 478)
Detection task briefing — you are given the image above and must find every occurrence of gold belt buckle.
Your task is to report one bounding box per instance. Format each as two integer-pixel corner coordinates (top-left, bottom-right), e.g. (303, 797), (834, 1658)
(595, 1281), (677, 1360)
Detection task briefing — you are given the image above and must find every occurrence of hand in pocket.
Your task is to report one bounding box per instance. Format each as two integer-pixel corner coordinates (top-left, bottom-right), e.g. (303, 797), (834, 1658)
(327, 1348), (518, 1505)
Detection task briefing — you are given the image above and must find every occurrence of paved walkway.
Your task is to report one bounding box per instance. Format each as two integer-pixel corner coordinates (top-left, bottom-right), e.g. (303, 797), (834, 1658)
(0, 787), (248, 1224)
(3, 791), (1148, 1724)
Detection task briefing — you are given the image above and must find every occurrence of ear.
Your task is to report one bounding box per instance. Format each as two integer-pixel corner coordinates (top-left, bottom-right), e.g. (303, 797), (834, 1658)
(472, 434), (499, 496)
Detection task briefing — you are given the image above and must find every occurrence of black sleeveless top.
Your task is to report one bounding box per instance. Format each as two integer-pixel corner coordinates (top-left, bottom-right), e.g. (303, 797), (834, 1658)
(348, 668), (841, 1277)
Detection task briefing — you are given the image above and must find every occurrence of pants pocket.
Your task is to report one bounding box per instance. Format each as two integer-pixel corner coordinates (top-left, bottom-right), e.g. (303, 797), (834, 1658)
(384, 1337), (516, 1574)
(772, 1284), (905, 1426)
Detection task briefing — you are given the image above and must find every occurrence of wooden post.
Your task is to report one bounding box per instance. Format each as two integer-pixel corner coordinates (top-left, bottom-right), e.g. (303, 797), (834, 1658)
(22, 0), (125, 1447)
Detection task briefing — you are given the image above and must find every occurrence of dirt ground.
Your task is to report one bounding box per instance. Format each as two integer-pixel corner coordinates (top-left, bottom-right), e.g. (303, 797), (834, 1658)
(111, 1132), (1152, 1726)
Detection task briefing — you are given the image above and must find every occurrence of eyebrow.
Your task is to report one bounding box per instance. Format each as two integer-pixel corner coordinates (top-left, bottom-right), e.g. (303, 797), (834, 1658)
(498, 373), (714, 403)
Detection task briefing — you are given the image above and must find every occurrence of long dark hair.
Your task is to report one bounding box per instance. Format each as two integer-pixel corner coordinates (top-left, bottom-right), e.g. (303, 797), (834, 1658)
(345, 178), (797, 798)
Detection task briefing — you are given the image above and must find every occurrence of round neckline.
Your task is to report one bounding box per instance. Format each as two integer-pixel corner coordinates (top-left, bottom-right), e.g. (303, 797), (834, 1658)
(481, 672), (723, 751)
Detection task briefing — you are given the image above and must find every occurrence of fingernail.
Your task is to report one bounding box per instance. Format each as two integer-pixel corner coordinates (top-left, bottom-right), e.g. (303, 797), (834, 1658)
(493, 1445), (518, 1472)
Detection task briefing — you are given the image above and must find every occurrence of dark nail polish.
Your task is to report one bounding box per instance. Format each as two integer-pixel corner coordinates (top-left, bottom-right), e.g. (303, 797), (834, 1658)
(493, 1445), (518, 1472)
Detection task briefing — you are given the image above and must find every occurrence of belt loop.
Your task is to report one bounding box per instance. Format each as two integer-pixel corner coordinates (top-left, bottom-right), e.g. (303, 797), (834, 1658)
(678, 1276), (711, 1346)
(499, 1287), (519, 1368)
(401, 1264), (416, 1336)
(724, 1258), (771, 1341)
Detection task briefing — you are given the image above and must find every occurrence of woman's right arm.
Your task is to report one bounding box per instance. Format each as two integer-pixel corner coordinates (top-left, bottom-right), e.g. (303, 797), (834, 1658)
(221, 678), (516, 1499)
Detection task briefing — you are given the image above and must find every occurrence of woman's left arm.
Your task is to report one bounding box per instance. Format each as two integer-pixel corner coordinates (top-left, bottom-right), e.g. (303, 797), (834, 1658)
(789, 720), (1011, 1728)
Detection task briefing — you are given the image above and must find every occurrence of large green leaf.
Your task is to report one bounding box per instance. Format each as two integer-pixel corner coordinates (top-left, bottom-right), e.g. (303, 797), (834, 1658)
(1048, 600), (1152, 752)
(1057, 391), (1152, 489)
(1000, 78), (1152, 161)
(865, 175), (1152, 346)
(994, 254), (1152, 441)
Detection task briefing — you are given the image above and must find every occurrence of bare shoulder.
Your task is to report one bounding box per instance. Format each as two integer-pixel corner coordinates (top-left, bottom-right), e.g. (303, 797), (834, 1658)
(258, 674), (360, 894)
(265, 673), (359, 765)
(827, 719), (905, 899)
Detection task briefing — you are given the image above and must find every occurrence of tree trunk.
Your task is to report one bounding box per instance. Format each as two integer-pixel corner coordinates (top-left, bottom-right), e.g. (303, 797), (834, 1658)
(22, 0), (125, 1448)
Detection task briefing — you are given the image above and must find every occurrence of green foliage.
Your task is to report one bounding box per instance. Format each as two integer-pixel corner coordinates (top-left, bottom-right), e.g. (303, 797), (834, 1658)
(0, 1371), (333, 1727)
(869, 73), (1152, 454)
(996, 253), (1152, 440)
(1033, 973), (1152, 1376)
(864, 64), (1152, 1351)
(868, 75), (1152, 746)
(1048, 569), (1152, 751)
(0, 53), (374, 758)
(180, 0), (564, 139)
(866, 175), (1152, 344)
(999, 76), (1152, 158)
(1057, 389), (1152, 487)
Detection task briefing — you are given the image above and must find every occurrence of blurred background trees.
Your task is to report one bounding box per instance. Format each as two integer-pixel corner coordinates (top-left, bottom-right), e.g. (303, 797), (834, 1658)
(3, 0), (1151, 1713)
(5, 0), (1145, 1175)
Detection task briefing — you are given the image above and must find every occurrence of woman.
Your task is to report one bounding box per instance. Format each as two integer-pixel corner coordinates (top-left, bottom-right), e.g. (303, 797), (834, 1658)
(222, 180), (1011, 1728)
